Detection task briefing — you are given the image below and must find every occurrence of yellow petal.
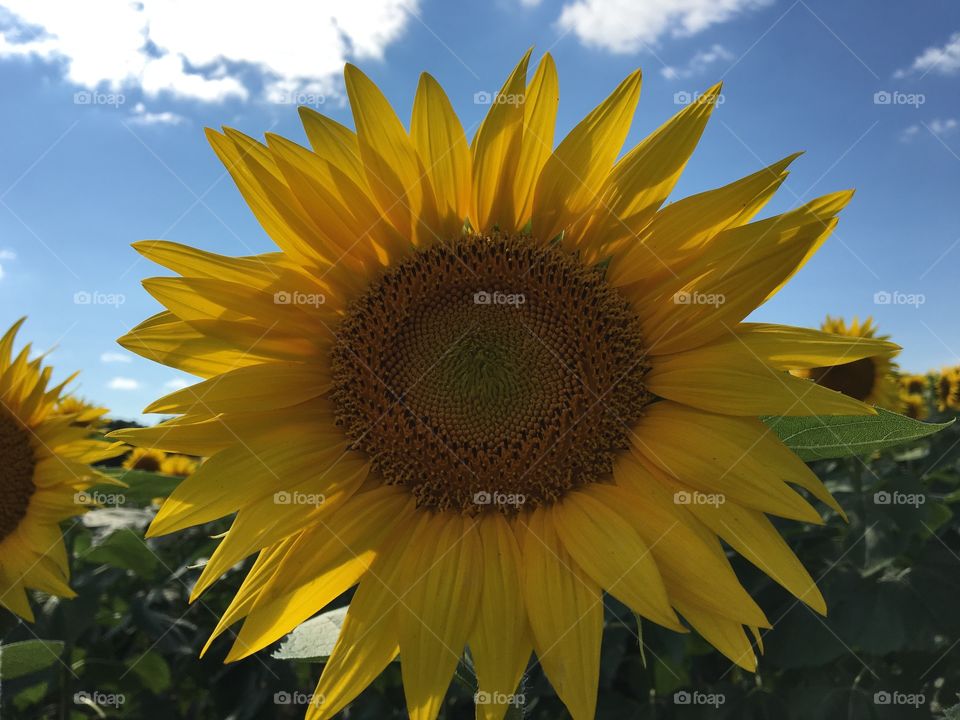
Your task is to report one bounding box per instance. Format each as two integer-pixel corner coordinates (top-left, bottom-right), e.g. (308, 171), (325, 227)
(411, 73), (471, 239)
(513, 53), (559, 228)
(521, 508), (602, 720)
(470, 514), (532, 720)
(732, 322), (901, 370)
(675, 600), (758, 671)
(646, 336), (877, 416)
(552, 490), (683, 630)
(533, 69), (642, 246)
(345, 64), (441, 247)
(298, 107), (367, 188)
(472, 50), (532, 232)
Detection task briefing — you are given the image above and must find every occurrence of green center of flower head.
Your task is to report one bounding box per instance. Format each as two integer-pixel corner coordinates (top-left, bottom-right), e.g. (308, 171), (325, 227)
(808, 357), (877, 403)
(332, 233), (651, 514)
(0, 409), (37, 542)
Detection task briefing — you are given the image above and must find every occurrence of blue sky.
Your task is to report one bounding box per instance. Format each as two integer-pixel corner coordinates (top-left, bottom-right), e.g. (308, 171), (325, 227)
(0, 0), (958, 421)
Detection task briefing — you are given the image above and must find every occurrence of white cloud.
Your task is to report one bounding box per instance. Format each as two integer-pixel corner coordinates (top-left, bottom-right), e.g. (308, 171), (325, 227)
(108, 376), (140, 390)
(164, 378), (190, 390)
(0, 0), (416, 103)
(895, 31), (960, 78)
(661, 43), (733, 79)
(100, 351), (132, 363)
(900, 118), (958, 142)
(129, 101), (185, 126)
(556, 0), (770, 54)
(0, 248), (14, 279)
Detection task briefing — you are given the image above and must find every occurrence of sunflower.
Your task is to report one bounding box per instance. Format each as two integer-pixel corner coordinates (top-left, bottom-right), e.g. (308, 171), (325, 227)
(794, 316), (899, 409)
(899, 373), (928, 397)
(160, 454), (198, 477)
(0, 319), (123, 620)
(122, 447), (167, 473)
(55, 394), (109, 428)
(114, 52), (901, 720)
(900, 392), (928, 420)
(936, 366), (960, 412)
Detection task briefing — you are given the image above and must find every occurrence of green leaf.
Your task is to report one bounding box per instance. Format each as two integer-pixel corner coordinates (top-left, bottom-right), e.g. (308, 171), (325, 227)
(94, 469), (182, 505)
(129, 650), (172, 693)
(273, 607), (348, 662)
(0, 640), (65, 680)
(79, 528), (160, 578)
(762, 409), (953, 461)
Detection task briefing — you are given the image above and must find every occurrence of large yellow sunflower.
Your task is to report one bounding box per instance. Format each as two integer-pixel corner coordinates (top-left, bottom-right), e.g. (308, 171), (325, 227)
(936, 366), (960, 412)
(0, 319), (124, 620)
(794, 316), (900, 409)
(114, 53), (902, 720)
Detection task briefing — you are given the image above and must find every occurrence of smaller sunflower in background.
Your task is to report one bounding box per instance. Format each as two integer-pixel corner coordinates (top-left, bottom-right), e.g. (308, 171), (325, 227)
(160, 454), (198, 477)
(0, 319), (125, 620)
(899, 373), (928, 397)
(55, 394), (109, 428)
(795, 316), (899, 409)
(900, 392), (928, 420)
(936, 367), (960, 413)
(123, 447), (167, 473)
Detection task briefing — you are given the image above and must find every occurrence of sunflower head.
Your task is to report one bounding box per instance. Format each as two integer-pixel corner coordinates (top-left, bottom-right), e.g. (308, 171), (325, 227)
(900, 392), (928, 420)
(795, 316), (900, 409)
(936, 366), (960, 412)
(55, 394), (109, 428)
(160, 454), (198, 477)
(899, 373), (928, 397)
(0, 319), (124, 620)
(123, 447), (167, 473)
(112, 52), (894, 720)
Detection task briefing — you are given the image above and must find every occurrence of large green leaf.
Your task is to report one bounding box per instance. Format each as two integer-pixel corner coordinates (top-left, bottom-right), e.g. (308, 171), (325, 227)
(94, 468), (182, 505)
(272, 607), (348, 662)
(78, 528), (160, 578)
(0, 640), (65, 680)
(763, 409), (952, 461)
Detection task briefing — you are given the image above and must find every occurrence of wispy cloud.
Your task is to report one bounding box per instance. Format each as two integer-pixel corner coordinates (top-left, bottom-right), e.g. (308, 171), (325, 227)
(0, 1), (417, 104)
(107, 376), (140, 391)
(895, 31), (960, 78)
(661, 44), (733, 79)
(901, 117), (958, 142)
(101, 351), (132, 363)
(128, 102), (186, 126)
(0, 248), (13, 280)
(163, 378), (190, 390)
(556, 0), (770, 54)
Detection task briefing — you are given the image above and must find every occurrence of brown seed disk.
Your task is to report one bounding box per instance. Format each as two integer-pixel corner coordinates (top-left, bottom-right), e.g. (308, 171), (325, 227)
(331, 233), (651, 514)
(0, 409), (37, 542)
(807, 357), (876, 402)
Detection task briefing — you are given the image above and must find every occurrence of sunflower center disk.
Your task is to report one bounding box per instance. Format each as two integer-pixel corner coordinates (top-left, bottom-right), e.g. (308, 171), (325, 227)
(332, 234), (651, 514)
(808, 357), (876, 402)
(0, 409), (37, 542)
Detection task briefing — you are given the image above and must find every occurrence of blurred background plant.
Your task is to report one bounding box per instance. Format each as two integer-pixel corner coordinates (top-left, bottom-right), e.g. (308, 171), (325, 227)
(2, 401), (960, 720)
